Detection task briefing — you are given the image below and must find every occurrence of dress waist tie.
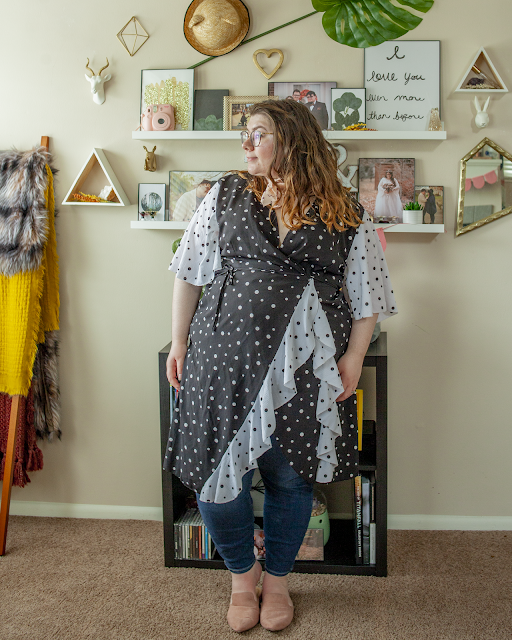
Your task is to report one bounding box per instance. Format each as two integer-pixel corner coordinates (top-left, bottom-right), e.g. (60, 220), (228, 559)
(213, 263), (236, 331)
(212, 259), (345, 331)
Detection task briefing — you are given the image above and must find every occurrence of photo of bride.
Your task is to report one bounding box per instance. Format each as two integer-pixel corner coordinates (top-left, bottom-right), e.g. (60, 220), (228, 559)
(375, 170), (403, 219)
(358, 158), (415, 223)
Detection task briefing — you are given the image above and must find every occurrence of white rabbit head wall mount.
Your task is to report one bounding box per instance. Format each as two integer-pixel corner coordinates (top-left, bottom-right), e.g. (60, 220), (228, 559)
(474, 96), (490, 129)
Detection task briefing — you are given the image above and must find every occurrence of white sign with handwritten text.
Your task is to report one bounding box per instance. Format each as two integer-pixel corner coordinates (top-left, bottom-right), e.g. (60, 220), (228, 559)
(364, 41), (440, 131)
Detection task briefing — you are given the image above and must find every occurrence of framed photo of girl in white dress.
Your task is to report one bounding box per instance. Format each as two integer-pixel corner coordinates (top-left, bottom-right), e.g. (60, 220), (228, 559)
(358, 158), (415, 223)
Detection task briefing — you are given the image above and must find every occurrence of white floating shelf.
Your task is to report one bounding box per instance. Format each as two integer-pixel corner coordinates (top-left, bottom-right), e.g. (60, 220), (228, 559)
(131, 221), (188, 229)
(326, 131), (446, 140)
(132, 130), (447, 141)
(132, 220), (445, 233)
(376, 223), (445, 233)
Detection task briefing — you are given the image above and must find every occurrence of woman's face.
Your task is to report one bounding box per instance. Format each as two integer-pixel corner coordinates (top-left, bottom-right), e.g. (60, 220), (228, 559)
(242, 113), (274, 177)
(385, 171), (392, 179)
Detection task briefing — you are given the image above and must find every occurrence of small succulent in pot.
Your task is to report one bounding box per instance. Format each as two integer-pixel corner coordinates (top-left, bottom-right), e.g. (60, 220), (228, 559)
(404, 201), (423, 210)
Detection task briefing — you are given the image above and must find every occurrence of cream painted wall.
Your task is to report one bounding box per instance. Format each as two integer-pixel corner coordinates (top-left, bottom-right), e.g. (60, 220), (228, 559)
(3, 0), (512, 520)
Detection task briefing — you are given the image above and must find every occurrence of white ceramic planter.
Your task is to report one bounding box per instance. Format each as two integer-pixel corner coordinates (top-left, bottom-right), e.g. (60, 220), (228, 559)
(403, 210), (423, 224)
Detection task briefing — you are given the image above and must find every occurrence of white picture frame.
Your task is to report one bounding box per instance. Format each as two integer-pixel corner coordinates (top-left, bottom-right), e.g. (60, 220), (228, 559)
(364, 41), (440, 131)
(138, 183), (166, 221)
(140, 69), (194, 131)
(268, 81), (336, 130)
(331, 88), (366, 130)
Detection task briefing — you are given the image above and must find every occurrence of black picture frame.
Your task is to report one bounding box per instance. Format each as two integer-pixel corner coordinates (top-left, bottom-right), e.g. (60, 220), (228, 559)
(193, 89), (229, 131)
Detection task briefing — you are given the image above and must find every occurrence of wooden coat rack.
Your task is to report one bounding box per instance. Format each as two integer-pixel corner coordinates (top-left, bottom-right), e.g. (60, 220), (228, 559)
(0, 136), (50, 556)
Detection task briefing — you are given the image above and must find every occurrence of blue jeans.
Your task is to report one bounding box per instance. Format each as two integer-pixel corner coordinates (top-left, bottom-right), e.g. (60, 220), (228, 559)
(197, 443), (314, 577)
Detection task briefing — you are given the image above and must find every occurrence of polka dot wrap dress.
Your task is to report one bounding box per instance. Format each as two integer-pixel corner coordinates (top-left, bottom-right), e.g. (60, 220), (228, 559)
(164, 175), (396, 504)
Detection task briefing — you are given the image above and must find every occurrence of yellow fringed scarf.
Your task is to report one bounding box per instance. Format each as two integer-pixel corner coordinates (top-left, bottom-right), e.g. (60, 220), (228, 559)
(0, 165), (59, 396)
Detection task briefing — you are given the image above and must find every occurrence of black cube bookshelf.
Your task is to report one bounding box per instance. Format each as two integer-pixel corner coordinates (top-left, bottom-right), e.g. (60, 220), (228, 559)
(159, 333), (388, 576)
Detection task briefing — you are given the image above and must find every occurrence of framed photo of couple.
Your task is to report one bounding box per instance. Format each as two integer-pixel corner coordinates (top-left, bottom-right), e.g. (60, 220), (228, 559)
(268, 82), (336, 130)
(223, 96), (278, 131)
(416, 185), (444, 224)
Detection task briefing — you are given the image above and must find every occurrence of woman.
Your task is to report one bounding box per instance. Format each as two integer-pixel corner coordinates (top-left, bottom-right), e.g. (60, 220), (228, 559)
(423, 188), (437, 224)
(374, 170), (402, 221)
(165, 99), (396, 632)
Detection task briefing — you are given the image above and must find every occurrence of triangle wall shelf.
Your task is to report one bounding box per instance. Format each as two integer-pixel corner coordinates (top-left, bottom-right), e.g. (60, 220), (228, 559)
(455, 48), (508, 93)
(62, 148), (130, 206)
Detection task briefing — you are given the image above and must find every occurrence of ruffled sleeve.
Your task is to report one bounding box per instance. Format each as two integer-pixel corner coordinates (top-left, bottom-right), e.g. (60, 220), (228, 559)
(344, 211), (397, 322)
(168, 181), (221, 285)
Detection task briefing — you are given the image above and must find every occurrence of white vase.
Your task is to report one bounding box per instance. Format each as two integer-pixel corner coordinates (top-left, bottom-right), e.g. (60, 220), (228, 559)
(403, 210), (423, 224)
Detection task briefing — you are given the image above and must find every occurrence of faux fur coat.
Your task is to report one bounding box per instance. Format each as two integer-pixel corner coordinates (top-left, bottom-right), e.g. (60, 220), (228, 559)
(0, 147), (60, 486)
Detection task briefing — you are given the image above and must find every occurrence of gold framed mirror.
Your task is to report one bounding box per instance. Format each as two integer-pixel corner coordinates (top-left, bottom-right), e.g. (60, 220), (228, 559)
(456, 137), (512, 236)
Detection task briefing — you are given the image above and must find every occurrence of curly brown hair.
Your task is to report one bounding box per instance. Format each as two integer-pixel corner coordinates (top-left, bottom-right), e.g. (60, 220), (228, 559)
(240, 99), (361, 233)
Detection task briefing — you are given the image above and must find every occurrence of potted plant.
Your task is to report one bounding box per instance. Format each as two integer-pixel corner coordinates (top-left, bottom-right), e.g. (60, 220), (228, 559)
(403, 201), (423, 224)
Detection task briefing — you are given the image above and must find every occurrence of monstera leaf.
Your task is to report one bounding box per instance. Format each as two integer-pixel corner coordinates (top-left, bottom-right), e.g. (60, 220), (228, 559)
(311, 0), (435, 48)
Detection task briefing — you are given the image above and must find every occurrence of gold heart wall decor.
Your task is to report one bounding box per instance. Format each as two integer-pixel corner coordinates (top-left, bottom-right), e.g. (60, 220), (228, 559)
(252, 49), (284, 80)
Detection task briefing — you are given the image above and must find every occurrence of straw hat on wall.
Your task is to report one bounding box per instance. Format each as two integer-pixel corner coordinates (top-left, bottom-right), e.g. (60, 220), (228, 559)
(184, 0), (250, 57)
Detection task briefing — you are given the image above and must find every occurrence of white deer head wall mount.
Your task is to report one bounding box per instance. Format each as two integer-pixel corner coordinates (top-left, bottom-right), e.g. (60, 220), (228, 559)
(85, 58), (111, 105)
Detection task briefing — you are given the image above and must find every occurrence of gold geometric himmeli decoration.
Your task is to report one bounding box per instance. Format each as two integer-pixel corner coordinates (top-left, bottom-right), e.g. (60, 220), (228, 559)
(117, 16), (149, 57)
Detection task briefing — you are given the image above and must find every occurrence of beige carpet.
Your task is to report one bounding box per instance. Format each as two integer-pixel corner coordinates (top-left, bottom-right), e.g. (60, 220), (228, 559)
(1, 516), (511, 640)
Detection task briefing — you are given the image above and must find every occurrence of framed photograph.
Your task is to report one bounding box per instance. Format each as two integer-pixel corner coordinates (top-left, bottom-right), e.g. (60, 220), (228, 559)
(169, 170), (225, 222)
(223, 96), (278, 131)
(331, 88), (366, 130)
(138, 183), (166, 221)
(253, 529), (265, 560)
(364, 41), (440, 131)
(416, 185), (444, 224)
(193, 89), (229, 131)
(358, 158), (415, 223)
(268, 82), (336, 130)
(253, 528), (324, 561)
(140, 69), (194, 131)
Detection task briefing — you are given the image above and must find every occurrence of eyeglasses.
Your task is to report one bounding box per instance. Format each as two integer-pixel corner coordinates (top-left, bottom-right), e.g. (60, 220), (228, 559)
(240, 130), (273, 147)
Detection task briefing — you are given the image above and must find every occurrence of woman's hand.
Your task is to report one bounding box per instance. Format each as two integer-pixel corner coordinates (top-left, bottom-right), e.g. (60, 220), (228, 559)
(167, 342), (188, 390)
(336, 351), (364, 402)
(166, 278), (203, 390)
(336, 313), (379, 402)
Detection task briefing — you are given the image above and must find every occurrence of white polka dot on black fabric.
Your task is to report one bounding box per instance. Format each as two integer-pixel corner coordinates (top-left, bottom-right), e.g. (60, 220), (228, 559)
(164, 176), (395, 499)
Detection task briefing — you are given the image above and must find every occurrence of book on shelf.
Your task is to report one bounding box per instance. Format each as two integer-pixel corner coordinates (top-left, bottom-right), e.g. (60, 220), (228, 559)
(354, 475), (363, 564)
(253, 527), (324, 561)
(174, 508), (215, 560)
(369, 472), (376, 565)
(355, 471), (376, 565)
(361, 475), (370, 564)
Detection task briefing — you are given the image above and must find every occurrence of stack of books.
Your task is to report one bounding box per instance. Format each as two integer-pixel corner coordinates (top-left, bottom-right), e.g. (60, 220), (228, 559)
(174, 508), (215, 560)
(354, 471), (376, 565)
(354, 396), (377, 566)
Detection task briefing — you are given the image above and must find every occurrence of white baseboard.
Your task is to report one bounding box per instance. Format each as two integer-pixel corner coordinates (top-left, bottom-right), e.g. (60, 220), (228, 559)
(10, 501), (163, 521)
(9, 502), (512, 530)
(388, 514), (512, 531)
